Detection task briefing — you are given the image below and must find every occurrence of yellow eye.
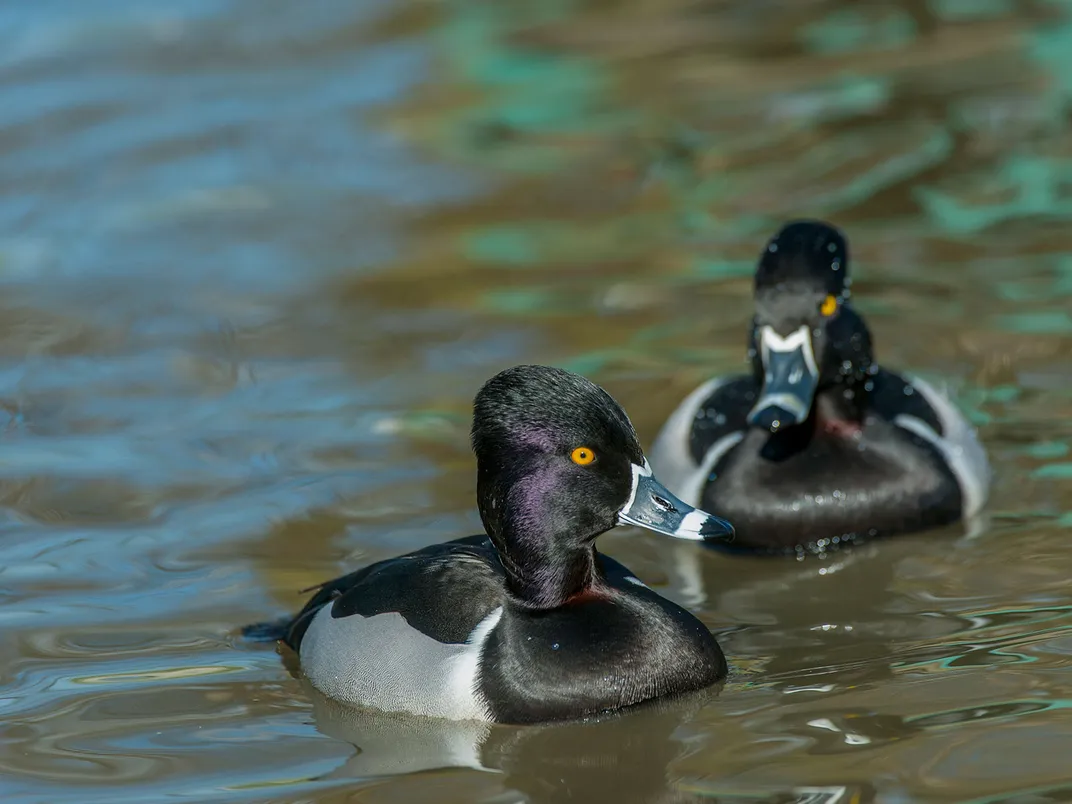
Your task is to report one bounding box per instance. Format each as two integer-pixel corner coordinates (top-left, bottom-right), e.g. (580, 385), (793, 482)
(820, 294), (838, 317)
(570, 447), (596, 465)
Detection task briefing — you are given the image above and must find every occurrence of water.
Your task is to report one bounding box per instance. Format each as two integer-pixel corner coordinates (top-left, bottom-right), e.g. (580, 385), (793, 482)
(2, 0), (1071, 801)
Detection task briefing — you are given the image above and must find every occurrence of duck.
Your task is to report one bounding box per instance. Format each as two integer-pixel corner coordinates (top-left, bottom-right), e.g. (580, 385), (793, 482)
(258, 365), (734, 724)
(649, 220), (990, 555)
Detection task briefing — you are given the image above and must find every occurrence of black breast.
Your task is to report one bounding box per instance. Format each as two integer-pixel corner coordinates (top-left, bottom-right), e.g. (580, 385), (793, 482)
(701, 417), (962, 553)
(476, 555), (727, 724)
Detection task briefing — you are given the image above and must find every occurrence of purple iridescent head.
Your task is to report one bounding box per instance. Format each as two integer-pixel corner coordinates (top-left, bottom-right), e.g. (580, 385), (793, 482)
(471, 365), (734, 558)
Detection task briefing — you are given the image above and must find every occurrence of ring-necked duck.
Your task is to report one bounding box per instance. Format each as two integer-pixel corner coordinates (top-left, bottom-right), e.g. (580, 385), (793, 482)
(650, 220), (990, 554)
(257, 365), (734, 724)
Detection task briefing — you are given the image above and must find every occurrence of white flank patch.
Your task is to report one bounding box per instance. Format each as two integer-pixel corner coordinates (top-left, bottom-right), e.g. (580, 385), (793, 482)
(449, 606), (503, 719)
(894, 375), (991, 519)
(649, 377), (729, 495)
(677, 431), (745, 507)
(300, 605), (504, 722)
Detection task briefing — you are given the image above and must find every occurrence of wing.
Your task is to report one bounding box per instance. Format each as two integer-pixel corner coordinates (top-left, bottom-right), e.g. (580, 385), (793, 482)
(872, 369), (990, 518)
(649, 375), (753, 506)
(284, 535), (505, 649)
(868, 368), (945, 435)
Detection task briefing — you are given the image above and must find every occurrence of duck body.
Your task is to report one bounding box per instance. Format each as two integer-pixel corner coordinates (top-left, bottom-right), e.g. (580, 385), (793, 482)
(268, 365), (734, 724)
(286, 535), (725, 724)
(652, 368), (986, 553)
(650, 221), (989, 554)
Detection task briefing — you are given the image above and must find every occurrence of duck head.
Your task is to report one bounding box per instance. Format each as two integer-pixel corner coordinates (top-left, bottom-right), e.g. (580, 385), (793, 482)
(747, 220), (876, 433)
(472, 365), (733, 606)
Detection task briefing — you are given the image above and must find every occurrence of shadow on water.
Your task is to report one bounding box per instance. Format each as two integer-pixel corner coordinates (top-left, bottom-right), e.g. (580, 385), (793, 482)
(2, 0), (1072, 802)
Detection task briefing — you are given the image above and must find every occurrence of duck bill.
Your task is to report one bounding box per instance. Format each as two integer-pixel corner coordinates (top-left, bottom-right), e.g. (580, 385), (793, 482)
(618, 462), (734, 542)
(748, 324), (819, 433)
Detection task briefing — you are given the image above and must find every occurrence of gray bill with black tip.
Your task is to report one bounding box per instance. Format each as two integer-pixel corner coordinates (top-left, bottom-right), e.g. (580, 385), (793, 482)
(618, 462), (734, 542)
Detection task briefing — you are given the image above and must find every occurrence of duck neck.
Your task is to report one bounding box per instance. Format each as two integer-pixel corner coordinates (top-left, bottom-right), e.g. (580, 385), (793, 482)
(496, 537), (600, 610)
(477, 459), (603, 610)
(816, 372), (870, 425)
(819, 305), (875, 425)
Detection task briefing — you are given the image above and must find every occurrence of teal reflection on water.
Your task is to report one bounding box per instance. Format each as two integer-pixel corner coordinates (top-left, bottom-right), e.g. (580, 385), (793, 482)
(931, 0), (1017, 21)
(800, 8), (918, 55)
(917, 155), (1072, 235)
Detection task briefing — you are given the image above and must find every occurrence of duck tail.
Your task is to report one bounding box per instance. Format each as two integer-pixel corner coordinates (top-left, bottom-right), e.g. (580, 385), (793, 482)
(240, 616), (291, 643)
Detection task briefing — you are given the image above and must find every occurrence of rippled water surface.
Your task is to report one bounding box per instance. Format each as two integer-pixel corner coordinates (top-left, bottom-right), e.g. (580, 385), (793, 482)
(2, 1), (1072, 802)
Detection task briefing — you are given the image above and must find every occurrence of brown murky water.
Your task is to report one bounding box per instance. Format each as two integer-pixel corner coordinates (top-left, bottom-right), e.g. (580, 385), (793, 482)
(2, 1), (1072, 802)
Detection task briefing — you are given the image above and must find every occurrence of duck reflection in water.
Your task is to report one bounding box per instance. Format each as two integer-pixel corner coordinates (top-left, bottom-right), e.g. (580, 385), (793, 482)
(300, 676), (718, 804)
